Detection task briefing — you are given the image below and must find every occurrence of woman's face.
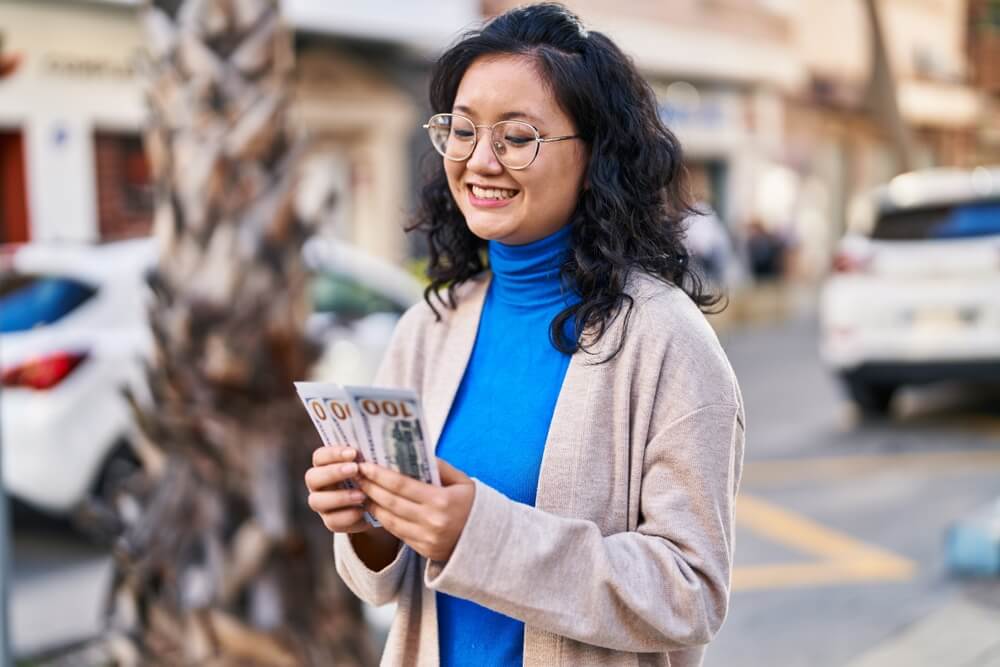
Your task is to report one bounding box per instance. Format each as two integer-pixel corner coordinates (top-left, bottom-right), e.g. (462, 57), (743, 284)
(445, 54), (589, 246)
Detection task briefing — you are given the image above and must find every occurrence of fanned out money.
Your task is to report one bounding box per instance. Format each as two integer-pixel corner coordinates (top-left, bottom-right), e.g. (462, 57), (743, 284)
(294, 381), (441, 493)
(294, 382), (380, 526)
(343, 385), (441, 488)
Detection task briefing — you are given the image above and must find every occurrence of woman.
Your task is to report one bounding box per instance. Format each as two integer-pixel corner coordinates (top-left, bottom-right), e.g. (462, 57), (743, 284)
(304, 4), (745, 666)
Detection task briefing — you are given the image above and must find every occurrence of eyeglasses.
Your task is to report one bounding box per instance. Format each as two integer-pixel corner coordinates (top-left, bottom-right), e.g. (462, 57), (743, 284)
(423, 113), (580, 170)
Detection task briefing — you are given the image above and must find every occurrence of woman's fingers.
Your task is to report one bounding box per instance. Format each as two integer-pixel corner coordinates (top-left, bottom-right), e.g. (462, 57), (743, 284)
(318, 507), (369, 533)
(304, 460), (359, 492)
(365, 501), (423, 545)
(305, 448), (370, 534)
(356, 476), (424, 521)
(358, 462), (435, 504)
(308, 488), (366, 513)
(312, 446), (356, 468)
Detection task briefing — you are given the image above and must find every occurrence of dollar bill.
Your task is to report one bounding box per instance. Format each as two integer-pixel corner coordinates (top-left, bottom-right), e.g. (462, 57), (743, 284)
(293, 382), (369, 459)
(294, 381), (380, 526)
(343, 385), (441, 487)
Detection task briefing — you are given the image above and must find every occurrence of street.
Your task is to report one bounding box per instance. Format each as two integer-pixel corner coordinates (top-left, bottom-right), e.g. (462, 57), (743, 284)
(10, 311), (1000, 665)
(709, 313), (1000, 667)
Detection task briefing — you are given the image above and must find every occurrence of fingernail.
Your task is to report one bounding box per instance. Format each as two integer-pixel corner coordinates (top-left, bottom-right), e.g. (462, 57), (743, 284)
(341, 462), (358, 474)
(359, 462), (371, 475)
(342, 449), (356, 460)
(351, 491), (365, 503)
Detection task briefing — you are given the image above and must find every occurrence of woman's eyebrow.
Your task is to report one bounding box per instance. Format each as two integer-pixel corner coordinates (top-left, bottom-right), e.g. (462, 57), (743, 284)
(453, 105), (544, 125)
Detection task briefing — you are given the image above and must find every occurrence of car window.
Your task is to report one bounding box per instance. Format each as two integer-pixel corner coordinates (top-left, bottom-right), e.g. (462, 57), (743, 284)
(310, 272), (405, 320)
(872, 199), (1000, 240)
(0, 275), (97, 333)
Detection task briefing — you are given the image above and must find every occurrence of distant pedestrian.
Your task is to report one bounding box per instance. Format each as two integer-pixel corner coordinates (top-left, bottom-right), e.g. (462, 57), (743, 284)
(304, 4), (745, 666)
(684, 203), (740, 286)
(746, 218), (788, 282)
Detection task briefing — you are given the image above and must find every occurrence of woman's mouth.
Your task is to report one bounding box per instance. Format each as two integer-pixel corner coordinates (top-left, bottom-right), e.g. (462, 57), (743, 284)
(468, 184), (519, 208)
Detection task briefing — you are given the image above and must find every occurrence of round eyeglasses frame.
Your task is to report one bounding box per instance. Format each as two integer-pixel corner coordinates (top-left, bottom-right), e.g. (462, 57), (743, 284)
(422, 113), (580, 170)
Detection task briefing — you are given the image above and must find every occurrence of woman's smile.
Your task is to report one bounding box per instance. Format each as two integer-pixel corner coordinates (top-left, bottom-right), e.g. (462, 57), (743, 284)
(467, 183), (521, 208)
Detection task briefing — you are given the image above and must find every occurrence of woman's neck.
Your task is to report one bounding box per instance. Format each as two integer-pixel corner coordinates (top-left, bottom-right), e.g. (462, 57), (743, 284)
(487, 225), (574, 307)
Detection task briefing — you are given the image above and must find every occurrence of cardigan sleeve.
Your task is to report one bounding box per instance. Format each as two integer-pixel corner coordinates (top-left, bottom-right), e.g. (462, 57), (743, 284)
(333, 532), (413, 606)
(424, 401), (744, 652)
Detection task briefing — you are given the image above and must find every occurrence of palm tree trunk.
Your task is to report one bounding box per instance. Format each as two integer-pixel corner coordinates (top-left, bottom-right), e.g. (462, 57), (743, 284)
(66, 1), (373, 664)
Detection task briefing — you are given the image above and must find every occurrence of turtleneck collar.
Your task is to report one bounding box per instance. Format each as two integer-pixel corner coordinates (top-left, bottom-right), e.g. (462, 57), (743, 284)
(488, 224), (575, 307)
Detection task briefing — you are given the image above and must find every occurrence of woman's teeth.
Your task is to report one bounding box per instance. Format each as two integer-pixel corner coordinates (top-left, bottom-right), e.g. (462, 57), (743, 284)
(471, 185), (518, 200)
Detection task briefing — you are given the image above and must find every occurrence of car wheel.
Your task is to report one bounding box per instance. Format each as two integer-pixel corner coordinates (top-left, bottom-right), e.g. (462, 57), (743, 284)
(843, 375), (897, 417)
(71, 440), (142, 544)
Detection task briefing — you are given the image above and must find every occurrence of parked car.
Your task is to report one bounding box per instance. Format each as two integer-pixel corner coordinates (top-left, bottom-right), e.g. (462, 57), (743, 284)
(819, 166), (1000, 415)
(0, 236), (422, 517)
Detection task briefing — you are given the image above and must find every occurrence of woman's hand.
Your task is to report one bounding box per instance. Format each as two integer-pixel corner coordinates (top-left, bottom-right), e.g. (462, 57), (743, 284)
(304, 446), (372, 534)
(357, 458), (475, 562)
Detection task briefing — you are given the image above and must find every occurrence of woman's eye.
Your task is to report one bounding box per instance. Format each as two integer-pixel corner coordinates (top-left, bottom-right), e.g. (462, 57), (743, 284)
(504, 135), (533, 146)
(453, 129), (475, 139)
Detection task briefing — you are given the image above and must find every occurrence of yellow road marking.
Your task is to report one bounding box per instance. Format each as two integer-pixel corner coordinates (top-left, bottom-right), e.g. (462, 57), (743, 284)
(734, 561), (913, 591)
(742, 449), (1000, 488)
(733, 494), (917, 592)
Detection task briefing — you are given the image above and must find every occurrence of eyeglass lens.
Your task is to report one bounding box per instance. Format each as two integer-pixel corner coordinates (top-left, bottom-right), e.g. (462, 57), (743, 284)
(426, 114), (539, 169)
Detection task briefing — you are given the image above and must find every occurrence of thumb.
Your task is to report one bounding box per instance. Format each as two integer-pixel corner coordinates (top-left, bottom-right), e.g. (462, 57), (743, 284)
(436, 457), (471, 486)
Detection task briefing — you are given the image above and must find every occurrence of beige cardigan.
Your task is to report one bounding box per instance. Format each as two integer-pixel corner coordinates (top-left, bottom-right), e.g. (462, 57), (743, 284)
(334, 272), (745, 666)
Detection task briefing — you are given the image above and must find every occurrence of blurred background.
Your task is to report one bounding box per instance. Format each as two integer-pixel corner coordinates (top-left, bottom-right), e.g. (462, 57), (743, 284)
(1, 0), (1000, 665)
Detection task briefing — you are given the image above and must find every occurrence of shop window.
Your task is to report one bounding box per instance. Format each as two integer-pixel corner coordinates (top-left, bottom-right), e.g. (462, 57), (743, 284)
(0, 130), (29, 244)
(94, 131), (153, 240)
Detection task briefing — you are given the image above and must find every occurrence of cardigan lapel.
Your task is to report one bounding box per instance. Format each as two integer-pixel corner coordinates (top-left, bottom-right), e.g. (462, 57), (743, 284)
(424, 275), (490, 450)
(534, 329), (595, 515)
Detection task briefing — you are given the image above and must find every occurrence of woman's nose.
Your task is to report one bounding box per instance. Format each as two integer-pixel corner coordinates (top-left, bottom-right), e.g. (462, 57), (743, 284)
(466, 129), (504, 174)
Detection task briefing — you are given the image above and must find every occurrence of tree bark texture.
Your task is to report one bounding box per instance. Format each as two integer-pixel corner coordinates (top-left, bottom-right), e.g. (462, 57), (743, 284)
(69, 1), (375, 665)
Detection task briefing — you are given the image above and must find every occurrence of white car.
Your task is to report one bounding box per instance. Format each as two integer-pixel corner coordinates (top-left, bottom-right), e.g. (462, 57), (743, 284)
(819, 166), (1000, 415)
(0, 236), (421, 516)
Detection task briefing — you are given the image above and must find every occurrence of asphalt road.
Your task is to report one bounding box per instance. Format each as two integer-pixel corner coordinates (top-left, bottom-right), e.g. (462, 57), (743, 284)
(9, 312), (1000, 664)
(8, 510), (110, 660)
(708, 314), (1000, 667)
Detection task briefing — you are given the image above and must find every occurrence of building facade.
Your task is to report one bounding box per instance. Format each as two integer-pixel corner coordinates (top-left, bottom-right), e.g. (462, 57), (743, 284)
(0, 0), (477, 264)
(0, 0), (149, 244)
(1, 0), (994, 275)
(483, 0), (991, 280)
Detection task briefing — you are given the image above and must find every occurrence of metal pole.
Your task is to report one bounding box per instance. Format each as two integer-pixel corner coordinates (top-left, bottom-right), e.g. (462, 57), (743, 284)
(0, 31), (19, 666)
(0, 412), (12, 667)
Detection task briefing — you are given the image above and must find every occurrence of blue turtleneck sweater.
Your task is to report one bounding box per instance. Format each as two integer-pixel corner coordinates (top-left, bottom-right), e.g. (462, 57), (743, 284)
(435, 224), (578, 667)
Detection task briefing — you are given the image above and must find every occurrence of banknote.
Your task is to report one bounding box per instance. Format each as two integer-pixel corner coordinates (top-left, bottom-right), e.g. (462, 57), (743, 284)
(343, 385), (441, 487)
(294, 381), (379, 526)
(293, 382), (369, 459)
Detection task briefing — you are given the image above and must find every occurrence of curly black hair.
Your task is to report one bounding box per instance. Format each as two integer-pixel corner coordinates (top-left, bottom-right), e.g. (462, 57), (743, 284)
(409, 2), (722, 360)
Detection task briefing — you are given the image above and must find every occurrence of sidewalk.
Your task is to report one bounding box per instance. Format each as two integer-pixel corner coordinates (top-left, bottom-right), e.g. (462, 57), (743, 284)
(707, 280), (817, 334)
(845, 590), (1000, 667)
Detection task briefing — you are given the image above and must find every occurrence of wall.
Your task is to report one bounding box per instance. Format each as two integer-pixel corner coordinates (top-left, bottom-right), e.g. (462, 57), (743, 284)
(0, 0), (147, 242)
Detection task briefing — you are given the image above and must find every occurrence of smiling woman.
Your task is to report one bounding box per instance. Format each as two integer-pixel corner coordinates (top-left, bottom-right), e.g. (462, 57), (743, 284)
(304, 4), (745, 667)
(437, 55), (588, 246)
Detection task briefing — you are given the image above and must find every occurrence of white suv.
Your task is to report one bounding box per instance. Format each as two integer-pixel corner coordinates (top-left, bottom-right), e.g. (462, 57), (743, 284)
(0, 237), (421, 516)
(819, 167), (1000, 415)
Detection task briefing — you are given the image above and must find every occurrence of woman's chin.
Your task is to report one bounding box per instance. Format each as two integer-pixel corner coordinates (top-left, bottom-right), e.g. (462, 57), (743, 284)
(465, 215), (513, 242)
